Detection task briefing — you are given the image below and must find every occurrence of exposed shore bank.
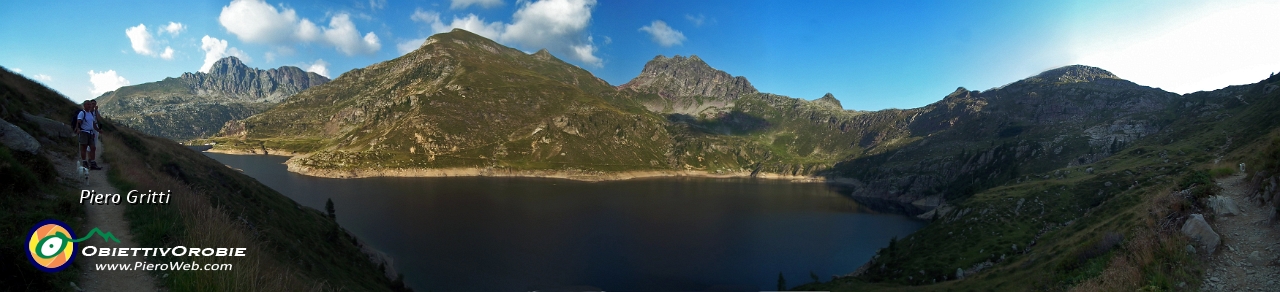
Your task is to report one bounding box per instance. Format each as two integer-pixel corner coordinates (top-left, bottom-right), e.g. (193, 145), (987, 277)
(203, 147), (828, 183)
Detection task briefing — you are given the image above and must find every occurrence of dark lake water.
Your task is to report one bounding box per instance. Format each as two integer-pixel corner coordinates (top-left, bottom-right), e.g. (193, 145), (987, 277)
(204, 152), (925, 291)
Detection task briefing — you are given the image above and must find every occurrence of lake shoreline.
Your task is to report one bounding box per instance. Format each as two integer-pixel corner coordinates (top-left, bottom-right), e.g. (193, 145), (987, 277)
(204, 148), (830, 183)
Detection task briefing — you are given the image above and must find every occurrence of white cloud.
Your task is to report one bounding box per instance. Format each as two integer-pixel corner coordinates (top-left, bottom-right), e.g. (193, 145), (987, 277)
(410, 0), (602, 67)
(126, 23), (178, 59)
(502, 0), (595, 54)
(570, 42), (600, 65)
(11, 68), (20, 73)
(369, 0), (386, 10)
(160, 47), (175, 60)
(411, 9), (503, 40)
(126, 24), (157, 55)
(306, 59), (330, 77)
(33, 74), (52, 82)
(411, 9), (437, 23)
(88, 70), (130, 96)
(451, 0), (503, 10)
(161, 22), (186, 36)
(219, 0), (308, 44)
(218, 0), (381, 56)
(1072, 1), (1280, 93)
(199, 35), (251, 73)
(321, 14), (382, 55)
(685, 14), (705, 27)
(639, 20), (685, 47)
(397, 37), (428, 55)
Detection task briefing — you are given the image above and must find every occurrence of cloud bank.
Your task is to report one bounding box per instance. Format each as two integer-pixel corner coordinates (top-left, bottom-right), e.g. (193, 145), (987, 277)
(402, 0), (602, 67)
(451, 0), (503, 10)
(218, 0), (381, 56)
(88, 70), (130, 96)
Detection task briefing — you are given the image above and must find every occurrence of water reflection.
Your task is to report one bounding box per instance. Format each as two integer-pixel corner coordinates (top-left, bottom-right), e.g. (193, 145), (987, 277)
(205, 153), (924, 291)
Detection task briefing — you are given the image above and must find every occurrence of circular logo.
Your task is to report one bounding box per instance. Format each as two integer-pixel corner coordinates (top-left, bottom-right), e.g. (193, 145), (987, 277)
(27, 219), (77, 272)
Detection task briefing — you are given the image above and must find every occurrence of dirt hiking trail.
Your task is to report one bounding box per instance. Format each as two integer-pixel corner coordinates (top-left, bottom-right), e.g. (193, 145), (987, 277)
(1200, 174), (1280, 291)
(74, 161), (160, 292)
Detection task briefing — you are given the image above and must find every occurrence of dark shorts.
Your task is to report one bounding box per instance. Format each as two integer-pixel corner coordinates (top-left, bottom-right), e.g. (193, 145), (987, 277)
(78, 131), (95, 145)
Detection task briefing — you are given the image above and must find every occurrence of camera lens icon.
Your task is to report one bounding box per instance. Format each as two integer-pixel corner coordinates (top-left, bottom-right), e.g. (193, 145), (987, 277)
(26, 220), (77, 272)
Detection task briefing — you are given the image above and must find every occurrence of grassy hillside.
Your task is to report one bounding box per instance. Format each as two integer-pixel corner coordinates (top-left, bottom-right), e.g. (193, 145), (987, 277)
(796, 72), (1280, 291)
(202, 30), (950, 179)
(0, 66), (403, 291)
(0, 67), (87, 291)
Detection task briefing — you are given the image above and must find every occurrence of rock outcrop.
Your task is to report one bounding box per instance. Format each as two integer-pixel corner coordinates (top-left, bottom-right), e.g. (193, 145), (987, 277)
(0, 117), (39, 153)
(22, 112), (73, 139)
(813, 93), (843, 109)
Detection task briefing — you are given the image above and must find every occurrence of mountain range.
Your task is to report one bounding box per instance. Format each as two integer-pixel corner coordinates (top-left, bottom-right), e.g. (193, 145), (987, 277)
(95, 57), (328, 141)
(201, 29), (1181, 209)
(7, 27), (1280, 291)
(195, 31), (1280, 289)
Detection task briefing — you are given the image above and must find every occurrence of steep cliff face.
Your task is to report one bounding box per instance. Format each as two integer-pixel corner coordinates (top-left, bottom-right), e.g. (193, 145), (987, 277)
(96, 57), (328, 141)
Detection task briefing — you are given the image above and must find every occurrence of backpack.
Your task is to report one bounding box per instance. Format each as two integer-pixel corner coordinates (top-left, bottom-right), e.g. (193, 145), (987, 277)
(71, 110), (82, 128)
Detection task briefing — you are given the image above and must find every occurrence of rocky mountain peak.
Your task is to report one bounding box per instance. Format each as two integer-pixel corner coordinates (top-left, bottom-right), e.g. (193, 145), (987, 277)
(178, 57), (329, 103)
(533, 49), (556, 61)
(208, 56), (251, 77)
(944, 87), (972, 100)
(814, 93), (843, 109)
(620, 55), (757, 101)
(1035, 65), (1119, 83)
(426, 28), (501, 49)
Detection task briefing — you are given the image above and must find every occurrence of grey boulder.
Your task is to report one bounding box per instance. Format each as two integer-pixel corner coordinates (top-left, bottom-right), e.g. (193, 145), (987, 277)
(0, 118), (40, 153)
(1180, 214), (1220, 254)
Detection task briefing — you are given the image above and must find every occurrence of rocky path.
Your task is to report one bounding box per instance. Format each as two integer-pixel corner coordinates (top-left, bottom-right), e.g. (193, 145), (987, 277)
(74, 161), (160, 292)
(1200, 174), (1280, 291)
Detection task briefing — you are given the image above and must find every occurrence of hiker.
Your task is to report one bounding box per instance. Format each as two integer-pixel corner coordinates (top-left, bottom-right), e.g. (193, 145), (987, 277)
(75, 99), (103, 170)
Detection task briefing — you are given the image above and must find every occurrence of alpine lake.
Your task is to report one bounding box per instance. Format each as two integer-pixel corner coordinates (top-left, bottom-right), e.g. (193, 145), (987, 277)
(204, 152), (925, 291)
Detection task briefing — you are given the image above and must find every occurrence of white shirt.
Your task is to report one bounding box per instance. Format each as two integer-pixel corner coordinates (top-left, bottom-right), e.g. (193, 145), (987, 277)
(77, 110), (98, 132)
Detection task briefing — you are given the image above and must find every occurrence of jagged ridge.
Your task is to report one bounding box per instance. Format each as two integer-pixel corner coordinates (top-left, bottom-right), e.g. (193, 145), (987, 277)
(181, 57), (329, 103)
(96, 57), (329, 141)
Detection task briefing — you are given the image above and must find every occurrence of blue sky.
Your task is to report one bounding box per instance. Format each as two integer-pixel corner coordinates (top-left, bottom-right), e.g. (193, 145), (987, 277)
(2, 0), (1277, 110)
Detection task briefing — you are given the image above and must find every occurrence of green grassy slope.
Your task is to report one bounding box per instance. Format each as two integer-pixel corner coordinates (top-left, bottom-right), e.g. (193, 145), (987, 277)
(797, 72), (1280, 291)
(0, 66), (87, 291)
(0, 66), (403, 291)
(212, 29), (682, 172)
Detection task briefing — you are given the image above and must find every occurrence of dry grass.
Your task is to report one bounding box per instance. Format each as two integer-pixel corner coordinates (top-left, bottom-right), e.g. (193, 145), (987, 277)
(1070, 186), (1201, 292)
(103, 134), (330, 291)
(1069, 231), (1148, 292)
